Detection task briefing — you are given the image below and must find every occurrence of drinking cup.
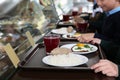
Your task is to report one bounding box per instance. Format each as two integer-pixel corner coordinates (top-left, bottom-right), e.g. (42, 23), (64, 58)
(43, 34), (60, 54)
(63, 14), (70, 21)
(72, 11), (78, 16)
(76, 22), (88, 33)
(72, 7), (79, 16)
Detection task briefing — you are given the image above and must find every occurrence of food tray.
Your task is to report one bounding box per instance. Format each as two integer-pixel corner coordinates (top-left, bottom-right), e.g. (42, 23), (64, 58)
(18, 40), (105, 71)
(56, 20), (75, 28)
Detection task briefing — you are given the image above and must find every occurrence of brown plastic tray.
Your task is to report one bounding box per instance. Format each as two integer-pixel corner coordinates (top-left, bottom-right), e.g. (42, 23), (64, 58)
(56, 20), (75, 28)
(18, 40), (105, 71)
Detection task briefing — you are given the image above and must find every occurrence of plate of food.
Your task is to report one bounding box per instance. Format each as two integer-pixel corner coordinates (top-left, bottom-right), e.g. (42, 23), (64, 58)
(51, 27), (76, 35)
(59, 20), (74, 24)
(60, 43), (98, 54)
(62, 33), (81, 39)
(42, 53), (88, 67)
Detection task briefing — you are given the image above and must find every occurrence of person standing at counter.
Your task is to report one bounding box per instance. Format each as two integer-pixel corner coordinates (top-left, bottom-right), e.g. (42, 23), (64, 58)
(77, 0), (120, 77)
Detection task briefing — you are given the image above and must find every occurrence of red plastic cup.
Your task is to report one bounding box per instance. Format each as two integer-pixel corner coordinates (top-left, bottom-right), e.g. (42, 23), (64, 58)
(63, 14), (70, 21)
(72, 11), (78, 16)
(76, 22), (88, 33)
(43, 34), (60, 54)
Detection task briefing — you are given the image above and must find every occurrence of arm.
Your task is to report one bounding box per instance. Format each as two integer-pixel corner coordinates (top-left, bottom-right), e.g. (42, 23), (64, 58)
(91, 59), (119, 77)
(91, 45), (120, 77)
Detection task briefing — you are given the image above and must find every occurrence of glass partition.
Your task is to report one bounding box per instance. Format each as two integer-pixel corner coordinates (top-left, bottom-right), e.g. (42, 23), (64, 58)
(73, 0), (93, 13)
(52, 0), (73, 20)
(0, 0), (52, 79)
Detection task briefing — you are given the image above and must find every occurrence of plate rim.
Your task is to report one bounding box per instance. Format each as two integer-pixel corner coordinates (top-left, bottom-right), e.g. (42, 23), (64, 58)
(60, 43), (98, 54)
(42, 53), (88, 67)
(62, 34), (76, 39)
(51, 28), (76, 35)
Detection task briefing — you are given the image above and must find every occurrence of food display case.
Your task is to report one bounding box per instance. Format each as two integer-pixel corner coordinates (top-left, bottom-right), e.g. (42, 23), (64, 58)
(0, 0), (57, 79)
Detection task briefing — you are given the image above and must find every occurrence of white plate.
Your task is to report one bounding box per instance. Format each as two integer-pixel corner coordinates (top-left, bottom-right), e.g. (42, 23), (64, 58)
(42, 53), (88, 67)
(51, 28), (76, 35)
(60, 43), (98, 54)
(59, 20), (74, 24)
(62, 34), (76, 39)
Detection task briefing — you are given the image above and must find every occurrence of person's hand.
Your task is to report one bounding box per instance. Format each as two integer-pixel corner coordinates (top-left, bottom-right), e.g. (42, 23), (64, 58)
(90, 38), (101, 44)
(77, 33), (94, 43)
(91, 59), (119, 77)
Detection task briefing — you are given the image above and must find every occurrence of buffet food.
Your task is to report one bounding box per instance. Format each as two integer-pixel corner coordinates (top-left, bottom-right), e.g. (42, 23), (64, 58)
(72, 43), (93, 52)
(42, 53), (88, 67)
(50, 47), (72, 55)
(62, 33), (81, 39)
(67, 26), (74, 33)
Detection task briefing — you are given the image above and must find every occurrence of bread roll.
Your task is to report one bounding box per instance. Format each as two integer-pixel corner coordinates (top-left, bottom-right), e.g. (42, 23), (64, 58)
(50, 48), (72, 55)
(67, 26), (73, 33)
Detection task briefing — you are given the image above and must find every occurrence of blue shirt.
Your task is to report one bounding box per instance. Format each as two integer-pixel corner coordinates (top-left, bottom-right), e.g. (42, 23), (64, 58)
(94, 0), (96, 4)
(107, 6), (120, 16)
(94, 6), (120, 40)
